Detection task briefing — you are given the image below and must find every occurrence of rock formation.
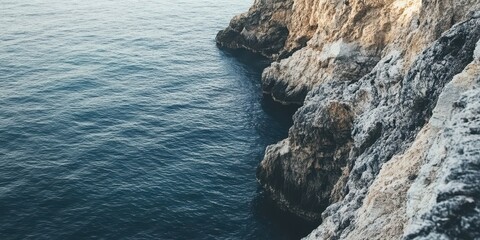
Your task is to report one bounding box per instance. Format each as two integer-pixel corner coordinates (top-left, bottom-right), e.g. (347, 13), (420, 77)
(218, 0), (480, 239)
(215, 0), (319, 61)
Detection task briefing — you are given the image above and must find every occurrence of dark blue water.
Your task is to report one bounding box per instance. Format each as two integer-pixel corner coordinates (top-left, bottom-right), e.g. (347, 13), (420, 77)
(0, 1), (311, 239)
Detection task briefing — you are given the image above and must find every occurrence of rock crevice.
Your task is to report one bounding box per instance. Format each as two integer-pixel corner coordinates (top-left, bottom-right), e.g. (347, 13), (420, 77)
(218, 1), (480, 239)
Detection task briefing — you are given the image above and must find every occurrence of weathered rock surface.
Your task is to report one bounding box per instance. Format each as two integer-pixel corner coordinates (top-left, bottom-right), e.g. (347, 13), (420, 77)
(219, 0), (480, 239)
(259, 17), (480, 233)
(219, 0), (480, 104)
(325, 39), (480, 240)
(402, 40), (480, 240)
(215, 0), (313, 60)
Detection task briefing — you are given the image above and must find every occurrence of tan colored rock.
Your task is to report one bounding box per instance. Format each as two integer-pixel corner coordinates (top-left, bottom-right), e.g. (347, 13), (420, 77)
(342, 125), (434, 240)
(219, 1), (480, 239)
(343, 57), (480, 238)
(263, 0), (480, 104)
(305, 37), (480, 239)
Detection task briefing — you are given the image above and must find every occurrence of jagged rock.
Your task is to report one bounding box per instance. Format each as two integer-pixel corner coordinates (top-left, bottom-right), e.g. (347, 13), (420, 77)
(305, 17), (480, 239)
(219, 0), (480, 105)
(218, 0), (480, 239)
(402, 41), (480, 240)
(257, 98), (355, 220)
(216, 0), (322, 61)
(328, 39), (480, 240)
(257, 15), (480, 230)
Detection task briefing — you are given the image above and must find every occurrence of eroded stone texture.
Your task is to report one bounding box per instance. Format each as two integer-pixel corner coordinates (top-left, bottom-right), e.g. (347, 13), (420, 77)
(402, 41), (480, 240)
(334, 40), (480, 240)
(218, 1), (480, 239)
(267, 0), (480, 104)
(404, 90), (480, 240)
(215, 0), (318, 60)
(256, 17), (480, 231)
(303, 17), (480, 239)
(257, 99), (355, 220)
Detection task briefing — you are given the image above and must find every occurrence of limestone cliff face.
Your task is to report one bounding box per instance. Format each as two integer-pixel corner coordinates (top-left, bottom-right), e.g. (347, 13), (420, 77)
(218, 0), (480, 239)
(306, 36), (480, 240)
(218, 0), (480, 104)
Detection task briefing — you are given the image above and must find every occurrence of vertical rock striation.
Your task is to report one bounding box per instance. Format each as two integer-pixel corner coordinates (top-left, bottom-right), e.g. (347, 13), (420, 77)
(261, 17), (480, 234)
(402, 39), (480, 240)
(308, 34), (480, 240)
(218, 1), (480, 239)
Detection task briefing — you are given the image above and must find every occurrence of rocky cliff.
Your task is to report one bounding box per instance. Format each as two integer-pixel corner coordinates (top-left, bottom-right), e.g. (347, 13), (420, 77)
(218, 0), (480, 239)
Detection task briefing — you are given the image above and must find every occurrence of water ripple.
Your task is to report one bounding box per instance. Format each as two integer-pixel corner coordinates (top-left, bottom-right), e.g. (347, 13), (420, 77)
(0, 0), (304, 239)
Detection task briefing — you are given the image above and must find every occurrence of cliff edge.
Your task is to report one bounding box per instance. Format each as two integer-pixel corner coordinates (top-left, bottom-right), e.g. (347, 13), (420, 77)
(218, 0), (480, 239)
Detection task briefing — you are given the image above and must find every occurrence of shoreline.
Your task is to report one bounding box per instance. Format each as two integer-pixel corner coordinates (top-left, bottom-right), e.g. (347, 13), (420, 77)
(217, 1), (480, 239)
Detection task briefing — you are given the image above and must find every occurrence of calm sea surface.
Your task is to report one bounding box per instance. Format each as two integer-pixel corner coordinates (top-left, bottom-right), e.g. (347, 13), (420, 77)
(0, 0), (313, 239)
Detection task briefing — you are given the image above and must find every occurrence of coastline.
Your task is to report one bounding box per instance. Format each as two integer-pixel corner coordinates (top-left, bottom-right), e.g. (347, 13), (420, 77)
(217, 1), (480, 239)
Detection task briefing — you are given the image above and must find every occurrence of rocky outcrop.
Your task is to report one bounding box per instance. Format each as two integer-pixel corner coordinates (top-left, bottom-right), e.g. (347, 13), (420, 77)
(218, 0), (480, 239)
(219, 0), (480, 104)
(258, 16), (480, 230)
(257, 99), (355, 221)
(309, 39), (480, 240)
(215, 0), (318, 60)
(402, 43), (480, 240)
(216, 0), (293, 59)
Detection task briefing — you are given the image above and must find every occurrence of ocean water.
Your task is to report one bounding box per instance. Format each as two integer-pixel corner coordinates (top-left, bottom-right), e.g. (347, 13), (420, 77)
(0, 1), (313, 239)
